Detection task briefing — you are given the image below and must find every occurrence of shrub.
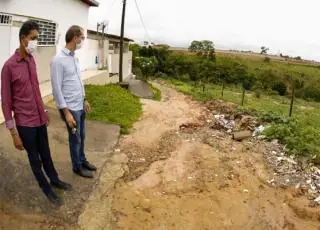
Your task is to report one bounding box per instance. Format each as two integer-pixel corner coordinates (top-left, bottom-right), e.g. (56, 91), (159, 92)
(272, 81), (287, 96)
(264, 57), (271, 63)
(296, 87), (320, 102)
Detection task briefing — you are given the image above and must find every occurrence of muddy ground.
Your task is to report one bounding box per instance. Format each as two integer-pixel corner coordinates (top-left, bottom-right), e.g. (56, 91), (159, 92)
(108, 82), (320, 230)
(1, 82), (320, 230)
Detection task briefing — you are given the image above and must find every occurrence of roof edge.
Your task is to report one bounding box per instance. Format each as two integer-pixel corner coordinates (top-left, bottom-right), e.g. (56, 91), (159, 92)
(87, 29), (134, 42)
(81, 0), (99, 7)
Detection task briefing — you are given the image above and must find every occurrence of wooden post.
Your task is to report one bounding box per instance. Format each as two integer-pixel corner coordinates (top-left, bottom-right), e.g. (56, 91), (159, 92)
(221, 82), (225, 98)
(241, 88), (245, 106)
(289, 84), (295, 117)
(119, 0), (127, 83)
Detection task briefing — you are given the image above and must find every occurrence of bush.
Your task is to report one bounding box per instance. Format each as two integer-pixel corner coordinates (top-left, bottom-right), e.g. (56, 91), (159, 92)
(258, 111), (288, 124)
(272, 81), (287, 96)
(154, 72), (168, 79)
(264, 57), (271, 63)
(264, 117), (320, 162)
(296, 87), (320, 102)
(254, 90), (261, 98)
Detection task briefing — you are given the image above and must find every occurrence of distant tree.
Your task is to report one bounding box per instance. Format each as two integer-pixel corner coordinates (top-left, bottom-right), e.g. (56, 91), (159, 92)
(260, 46), (269, 54)
(189, 40), (203, 54)
(215, 63), (233, 98)
(232, 64), (255, 106)
(189, 40), (215, 60)
(197, 59), (216, 92)
(130, 44), (141, 59)
(133, 56), (158, 80)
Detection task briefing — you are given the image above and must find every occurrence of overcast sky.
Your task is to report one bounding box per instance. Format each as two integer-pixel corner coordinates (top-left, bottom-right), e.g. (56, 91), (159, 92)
(89, 0), (320, 61)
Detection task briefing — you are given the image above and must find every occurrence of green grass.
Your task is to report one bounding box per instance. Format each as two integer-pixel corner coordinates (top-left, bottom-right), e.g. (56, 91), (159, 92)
(165, 78), (320, 163)
(216, 53), (320, 86)
(85, 84), (142, 134)
(149, 83), (162, 101)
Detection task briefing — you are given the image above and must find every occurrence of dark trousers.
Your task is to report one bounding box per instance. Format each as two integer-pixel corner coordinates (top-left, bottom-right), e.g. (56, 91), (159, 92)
(60, 110), (87, 170)
(17, 125), (59, 195)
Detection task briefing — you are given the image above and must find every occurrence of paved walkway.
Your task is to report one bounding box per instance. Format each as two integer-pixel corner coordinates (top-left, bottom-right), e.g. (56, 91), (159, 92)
(128, 79), (153, 99)
(0, 107), (120, 225)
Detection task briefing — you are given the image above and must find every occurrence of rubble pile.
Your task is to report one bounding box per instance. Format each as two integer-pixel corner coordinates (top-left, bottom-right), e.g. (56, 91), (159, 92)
(204, 99), (320, 206)
(205, 100), (238, 115)
(263, 141), (320, 206)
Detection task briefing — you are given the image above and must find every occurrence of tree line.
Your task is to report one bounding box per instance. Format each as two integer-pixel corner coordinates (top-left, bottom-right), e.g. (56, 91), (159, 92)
(130, 41), (320, 110)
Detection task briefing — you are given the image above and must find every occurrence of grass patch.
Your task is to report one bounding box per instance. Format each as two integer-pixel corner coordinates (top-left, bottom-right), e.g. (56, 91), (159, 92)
(85, 84), (142, 134)
(164, 78), (320, 163)
(149, 84), (162, 101)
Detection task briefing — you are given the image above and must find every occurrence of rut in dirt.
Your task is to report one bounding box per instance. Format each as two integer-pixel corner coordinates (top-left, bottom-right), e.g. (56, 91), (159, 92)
(108, 82), (320, 230)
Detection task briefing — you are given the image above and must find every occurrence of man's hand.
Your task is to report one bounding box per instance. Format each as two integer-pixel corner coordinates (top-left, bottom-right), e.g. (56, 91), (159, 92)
(10, 131), (24, 151)
(84, 100), (92, 113)
(65, 112), (76, 128)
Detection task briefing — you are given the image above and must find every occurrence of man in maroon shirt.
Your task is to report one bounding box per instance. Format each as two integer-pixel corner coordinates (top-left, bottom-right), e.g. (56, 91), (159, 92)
(1, 20), (71, 206)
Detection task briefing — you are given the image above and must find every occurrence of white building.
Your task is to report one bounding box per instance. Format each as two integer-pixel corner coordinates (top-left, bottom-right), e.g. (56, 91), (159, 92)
(0, 0), (100, 82)
(0, 0), (133, 122)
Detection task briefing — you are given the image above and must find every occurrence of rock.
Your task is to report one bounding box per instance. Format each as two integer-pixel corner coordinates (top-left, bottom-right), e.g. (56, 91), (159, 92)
(140, 198), (151, 209)
(243, 189), (249, 193)
(135, 158), (146, 163)
(233, 131), (252, 141)
(314, 196), (320, 204)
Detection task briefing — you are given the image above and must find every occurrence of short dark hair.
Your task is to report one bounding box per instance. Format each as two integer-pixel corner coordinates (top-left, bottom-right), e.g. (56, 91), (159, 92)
(65, 25), (83, 43)
(19, 20), (39, 40)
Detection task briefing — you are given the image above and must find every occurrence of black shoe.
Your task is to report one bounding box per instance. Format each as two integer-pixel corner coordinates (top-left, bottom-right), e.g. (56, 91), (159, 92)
(46, 190), (64, 206)
(73, 168), (94, 178)
(82, 161), (97, 171)
(51, 180), (72, 191)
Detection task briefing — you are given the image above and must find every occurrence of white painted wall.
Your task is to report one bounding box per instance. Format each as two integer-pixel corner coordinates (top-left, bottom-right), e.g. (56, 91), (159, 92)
(0, 0), (90, 70)
(85, 39), (99, 70)
(0, 26), (11, 72)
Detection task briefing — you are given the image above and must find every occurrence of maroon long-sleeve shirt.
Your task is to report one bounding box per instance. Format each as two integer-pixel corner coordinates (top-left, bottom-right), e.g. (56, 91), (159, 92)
(1, 50), (47, 129)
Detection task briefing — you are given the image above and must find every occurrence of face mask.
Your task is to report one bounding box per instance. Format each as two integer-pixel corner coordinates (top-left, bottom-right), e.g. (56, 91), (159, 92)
(26, 40), (38, 54)
(76, 40), (83, 50)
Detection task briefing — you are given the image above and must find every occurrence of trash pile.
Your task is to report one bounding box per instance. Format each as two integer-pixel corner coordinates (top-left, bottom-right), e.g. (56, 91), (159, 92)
(210, 113), (260, 136)
(204, 99), (320, 206)
(263, 141), (320, 207)
(211, 115), (235, 133)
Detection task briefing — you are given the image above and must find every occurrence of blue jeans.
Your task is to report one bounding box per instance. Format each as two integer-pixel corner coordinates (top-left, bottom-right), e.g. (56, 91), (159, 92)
(61, 110), (87, 170)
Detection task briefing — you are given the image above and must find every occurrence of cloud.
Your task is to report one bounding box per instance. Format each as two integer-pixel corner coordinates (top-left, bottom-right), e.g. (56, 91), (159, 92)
(89, 0), (320, 61)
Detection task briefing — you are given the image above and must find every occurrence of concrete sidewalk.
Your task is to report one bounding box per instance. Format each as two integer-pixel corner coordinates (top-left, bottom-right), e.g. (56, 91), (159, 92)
(128, 79), (153, 99)
(0, 107), (120, 224)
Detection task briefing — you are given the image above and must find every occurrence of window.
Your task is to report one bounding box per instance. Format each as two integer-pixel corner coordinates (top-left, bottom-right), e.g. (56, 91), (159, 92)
(34, 20), (57, 46)
(0, 14), (12, 25)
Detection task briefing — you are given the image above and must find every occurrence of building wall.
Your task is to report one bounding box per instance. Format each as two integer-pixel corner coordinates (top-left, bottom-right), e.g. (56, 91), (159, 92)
(0, 0), (90, 71)
(109, 51), (133, 80)
(33, 47), (57, 83)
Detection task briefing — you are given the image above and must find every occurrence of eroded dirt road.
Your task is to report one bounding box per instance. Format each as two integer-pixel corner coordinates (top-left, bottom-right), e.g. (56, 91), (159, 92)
(2, 82), (319, 230)
(105, 82), (320, 230)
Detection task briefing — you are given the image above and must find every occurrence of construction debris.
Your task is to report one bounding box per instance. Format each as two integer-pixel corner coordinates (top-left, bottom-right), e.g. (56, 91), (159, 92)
(212, 115), (235, 131)
(233, 131), (252, 141)
(203, 99), (320, 204)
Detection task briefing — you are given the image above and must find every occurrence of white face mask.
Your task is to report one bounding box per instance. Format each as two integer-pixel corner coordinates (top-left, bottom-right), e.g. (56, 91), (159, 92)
(27, 40), (38, 54)
(76, 40), (83, 50)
